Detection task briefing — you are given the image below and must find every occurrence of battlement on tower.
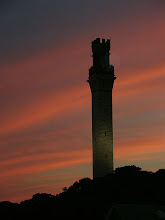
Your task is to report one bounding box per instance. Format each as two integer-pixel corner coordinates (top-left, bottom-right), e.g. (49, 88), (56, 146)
(88, 38), (115, 78)
(91, 38), (111, 68)
(92, 38), (110, 54)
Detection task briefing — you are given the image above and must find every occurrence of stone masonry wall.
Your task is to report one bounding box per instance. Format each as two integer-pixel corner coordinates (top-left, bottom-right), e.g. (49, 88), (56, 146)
(92, 88), (113, 178)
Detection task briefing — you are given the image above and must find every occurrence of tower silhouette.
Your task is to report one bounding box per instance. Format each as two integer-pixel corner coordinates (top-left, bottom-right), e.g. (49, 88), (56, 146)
(87, 38), (116, 178)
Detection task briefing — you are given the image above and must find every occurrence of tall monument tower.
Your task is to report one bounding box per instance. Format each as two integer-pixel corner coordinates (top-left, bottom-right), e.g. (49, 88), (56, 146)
(87, 38), (116, 178)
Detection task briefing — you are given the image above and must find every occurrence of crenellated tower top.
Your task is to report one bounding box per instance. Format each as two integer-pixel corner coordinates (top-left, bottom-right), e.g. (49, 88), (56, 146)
(92, 38), (111, 68)
(88, 38), (116, 92)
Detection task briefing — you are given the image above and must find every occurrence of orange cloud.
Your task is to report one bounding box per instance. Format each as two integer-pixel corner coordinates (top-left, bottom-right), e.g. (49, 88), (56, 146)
(0, 84), (90, 135)
(0, 148), (91, 178)
(114, 135), (165, 160)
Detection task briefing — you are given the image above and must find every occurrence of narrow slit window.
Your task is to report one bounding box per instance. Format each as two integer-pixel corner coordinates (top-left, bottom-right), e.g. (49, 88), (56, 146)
(105, 131), (106, 136)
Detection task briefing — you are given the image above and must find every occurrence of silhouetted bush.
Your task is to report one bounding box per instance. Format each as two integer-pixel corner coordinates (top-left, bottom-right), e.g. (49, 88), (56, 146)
(155, 169), (165, 177)
(114, 165), (141, 175)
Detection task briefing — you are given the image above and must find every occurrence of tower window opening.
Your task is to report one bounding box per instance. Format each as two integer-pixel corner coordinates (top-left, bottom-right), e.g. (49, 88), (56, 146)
(105, 131), (106, 136)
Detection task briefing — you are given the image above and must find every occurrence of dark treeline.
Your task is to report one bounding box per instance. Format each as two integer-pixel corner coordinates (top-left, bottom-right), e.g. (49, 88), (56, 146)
(0, 165), (165, 220)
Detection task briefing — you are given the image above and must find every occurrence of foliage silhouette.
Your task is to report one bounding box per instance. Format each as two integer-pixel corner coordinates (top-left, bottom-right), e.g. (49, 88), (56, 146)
(0, 166), (165, 220)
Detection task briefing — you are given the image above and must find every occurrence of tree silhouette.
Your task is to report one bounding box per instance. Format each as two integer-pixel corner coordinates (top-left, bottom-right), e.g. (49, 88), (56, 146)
(0, 165), (165, 220)
(114, 165), (141, 175)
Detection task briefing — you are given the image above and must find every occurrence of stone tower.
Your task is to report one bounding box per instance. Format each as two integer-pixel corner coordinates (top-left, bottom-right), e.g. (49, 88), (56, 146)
(87, 38), (116, 179)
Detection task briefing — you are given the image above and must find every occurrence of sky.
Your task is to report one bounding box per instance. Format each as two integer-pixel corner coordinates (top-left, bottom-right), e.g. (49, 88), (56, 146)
(0, 0), (165, 203)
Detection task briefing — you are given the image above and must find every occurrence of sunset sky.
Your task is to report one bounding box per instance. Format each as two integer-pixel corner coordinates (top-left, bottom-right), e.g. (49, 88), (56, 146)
(0, 0), (165, 203)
